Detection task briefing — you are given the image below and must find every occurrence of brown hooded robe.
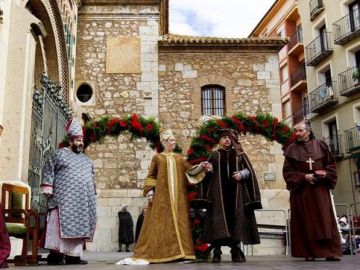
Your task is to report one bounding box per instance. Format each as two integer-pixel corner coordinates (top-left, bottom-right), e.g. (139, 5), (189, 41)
(283, 139), (342, 258)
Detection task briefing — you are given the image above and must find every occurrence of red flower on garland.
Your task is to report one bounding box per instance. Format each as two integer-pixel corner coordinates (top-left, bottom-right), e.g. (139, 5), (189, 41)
(119, 120), (127, 128)
(261, 120), (269, 128)
(188, 191), (198, 201)
(145, 123), (154, 132)
(231, 116), (246, 134)
(193, 218), (201, 225)
(281, 125), (290, 133)
(194, 243), (209, 252)
(131, 114), (143, 133)
(217, 120), (228, 128)
(89, 134), (97, 142)
(107, 117), (120, 131)
(199, 135), (217, 144)
(187, 148), (194, 155)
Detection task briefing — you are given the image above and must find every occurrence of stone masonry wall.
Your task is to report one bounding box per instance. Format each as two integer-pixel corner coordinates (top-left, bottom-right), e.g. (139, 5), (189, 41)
(76, 5), (159, 251)
(158, 52), (287, 191)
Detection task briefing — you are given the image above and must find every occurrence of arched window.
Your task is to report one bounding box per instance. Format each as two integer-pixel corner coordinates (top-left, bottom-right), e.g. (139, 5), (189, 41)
(201, 85), (226, 116)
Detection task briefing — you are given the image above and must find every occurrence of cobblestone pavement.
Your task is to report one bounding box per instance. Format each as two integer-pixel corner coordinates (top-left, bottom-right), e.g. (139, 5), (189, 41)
(8, 252), (359, 270)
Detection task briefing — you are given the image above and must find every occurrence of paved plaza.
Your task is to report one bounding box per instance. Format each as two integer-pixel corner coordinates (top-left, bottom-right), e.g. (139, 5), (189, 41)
(7, 252), (360, 270)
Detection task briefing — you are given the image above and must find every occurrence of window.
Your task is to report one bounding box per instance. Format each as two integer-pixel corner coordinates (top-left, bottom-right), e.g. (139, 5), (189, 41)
(76, 83), (93, 103)
(327, 120), (340, 155)
(201, 85), (225, 116)
(283, 99), (291, 119)
(349, 1), (360, 31)
(280, 65), (288, 83)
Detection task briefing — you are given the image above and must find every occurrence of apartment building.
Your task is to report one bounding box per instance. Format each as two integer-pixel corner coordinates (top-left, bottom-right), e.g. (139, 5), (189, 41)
(250, 0), (308, 127)
(298, 0), (360, 210)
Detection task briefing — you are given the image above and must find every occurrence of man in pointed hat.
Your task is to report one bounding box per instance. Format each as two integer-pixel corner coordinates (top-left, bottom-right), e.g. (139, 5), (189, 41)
(201, 128), (262, 263)
(41, 118), (96, 265)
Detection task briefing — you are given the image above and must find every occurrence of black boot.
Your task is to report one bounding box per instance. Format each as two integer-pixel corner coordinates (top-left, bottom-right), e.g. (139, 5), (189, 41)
(65, 255), (88, 265)
(212, 247), (222, 263)
(46, 252), (65, 265)
(230, 247), (246, 262)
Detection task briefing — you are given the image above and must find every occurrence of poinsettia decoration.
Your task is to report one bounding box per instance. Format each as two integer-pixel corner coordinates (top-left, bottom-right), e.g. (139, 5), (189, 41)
(59, 113), (182, 153)
(187, 112), (296, 164)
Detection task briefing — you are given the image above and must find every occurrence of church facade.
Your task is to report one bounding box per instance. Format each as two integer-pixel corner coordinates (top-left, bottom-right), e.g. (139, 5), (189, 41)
(0, 0), (289, 255)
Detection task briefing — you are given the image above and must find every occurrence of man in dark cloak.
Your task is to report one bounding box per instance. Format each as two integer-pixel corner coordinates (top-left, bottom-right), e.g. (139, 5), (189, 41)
(135, 207), (147, 243)
(118, 205), (134, 252)
(283, 121), (342, 261)
(202, 129), (262, 263)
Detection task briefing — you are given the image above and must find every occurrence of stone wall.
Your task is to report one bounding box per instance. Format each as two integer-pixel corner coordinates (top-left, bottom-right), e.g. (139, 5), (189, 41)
(76, 5), (289, 253)
(76, 4), (160, 251)
(158, 51), (287, 191)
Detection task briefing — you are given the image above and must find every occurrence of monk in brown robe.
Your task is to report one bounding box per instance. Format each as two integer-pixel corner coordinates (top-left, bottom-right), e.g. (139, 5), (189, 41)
(283, 121), (342, 261)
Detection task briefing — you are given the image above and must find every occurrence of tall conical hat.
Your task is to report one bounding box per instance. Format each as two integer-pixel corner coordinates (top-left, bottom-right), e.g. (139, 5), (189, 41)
(65, 118), (83, 139)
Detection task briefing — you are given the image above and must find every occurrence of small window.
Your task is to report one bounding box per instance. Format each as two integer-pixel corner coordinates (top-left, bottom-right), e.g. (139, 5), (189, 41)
(76, 83), (93, 103)
(201, 85), (225, 116)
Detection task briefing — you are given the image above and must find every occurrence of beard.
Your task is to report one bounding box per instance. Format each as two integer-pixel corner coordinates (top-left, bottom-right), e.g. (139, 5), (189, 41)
(71, 144), (84, 153)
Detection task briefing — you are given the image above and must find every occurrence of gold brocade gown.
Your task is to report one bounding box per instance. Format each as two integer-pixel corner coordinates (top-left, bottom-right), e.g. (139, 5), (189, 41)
(132, 152), (196, 263)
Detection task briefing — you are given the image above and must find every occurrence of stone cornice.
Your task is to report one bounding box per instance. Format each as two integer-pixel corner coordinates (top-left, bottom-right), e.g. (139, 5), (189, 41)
(158, 34), (288, 52)
(82, 0), (162, 5)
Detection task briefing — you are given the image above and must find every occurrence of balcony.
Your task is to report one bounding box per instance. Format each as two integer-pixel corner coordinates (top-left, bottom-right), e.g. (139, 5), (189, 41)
(333, 8), (360, 45)
(345, 127), (360, 153)
(305, 31), (333, 66)
(288, 30), (303, 56)
(338, 66), (360, 97)
(323, 135), (344, 158)
(310, 0), (324, 21)
(290, 65), (307, 92)
(283, 106), (307, 127)
(309, 81), (338, 113)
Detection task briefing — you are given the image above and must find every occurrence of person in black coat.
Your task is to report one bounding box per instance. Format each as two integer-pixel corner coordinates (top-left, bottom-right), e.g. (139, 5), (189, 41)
(118, 205), (134, 252)
(135, 207), (147, 242)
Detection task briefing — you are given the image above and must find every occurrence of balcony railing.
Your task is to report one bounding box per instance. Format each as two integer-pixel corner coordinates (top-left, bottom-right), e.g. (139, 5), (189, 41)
(345, 127), (360, 152)
(282, 106), (307, 127)
(338, 66), (360, 97)
(333, 7), (360, 45)
(309, 81), (338, 113)
(288, 29), (303, 53)
(310, 0), (324, 21)
(305, 31), (333, 66)
(290, 65), (306, 87)
(323, 135), (343, 157)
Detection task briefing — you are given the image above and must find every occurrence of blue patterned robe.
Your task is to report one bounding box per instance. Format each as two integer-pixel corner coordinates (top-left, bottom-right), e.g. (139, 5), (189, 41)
(42, 148), (96, 239)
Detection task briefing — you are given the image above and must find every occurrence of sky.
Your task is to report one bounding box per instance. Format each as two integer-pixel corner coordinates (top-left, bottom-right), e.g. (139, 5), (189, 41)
(169, 0), (276, 38)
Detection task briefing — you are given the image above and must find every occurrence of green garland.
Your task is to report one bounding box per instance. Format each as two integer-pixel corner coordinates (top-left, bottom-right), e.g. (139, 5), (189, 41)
(187, 112), (296, 164)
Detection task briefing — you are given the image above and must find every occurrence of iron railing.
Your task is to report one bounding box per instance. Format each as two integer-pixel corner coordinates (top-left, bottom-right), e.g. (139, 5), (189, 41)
(310, 0), (324, 20)
(290, 64), (306, 87)
(338, 66), (360, 96)
(323, 135), (343, 157)
(333, 7), (360, 45)
(345, 127), (360, 152)
(288, 29), (303, 52)
(305, 31), (333, 66)
(309, 81), (338, 113)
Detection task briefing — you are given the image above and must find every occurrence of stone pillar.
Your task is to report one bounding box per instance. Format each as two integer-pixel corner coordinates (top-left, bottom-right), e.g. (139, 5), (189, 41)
(0, 1), (38, 181)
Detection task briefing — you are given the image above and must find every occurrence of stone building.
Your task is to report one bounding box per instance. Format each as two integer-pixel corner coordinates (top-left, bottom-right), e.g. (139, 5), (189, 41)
(75, 1), (289, 254)
(1, 0), (290, 256)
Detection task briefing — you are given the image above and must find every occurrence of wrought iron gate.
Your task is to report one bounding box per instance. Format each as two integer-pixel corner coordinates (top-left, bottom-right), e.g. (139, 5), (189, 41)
(28, 73), (72, 212)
